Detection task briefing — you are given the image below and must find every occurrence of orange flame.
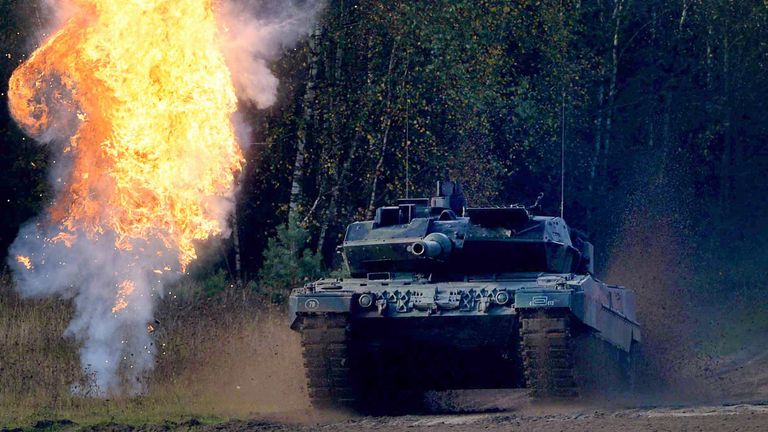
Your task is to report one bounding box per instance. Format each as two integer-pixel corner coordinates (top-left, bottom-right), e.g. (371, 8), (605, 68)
(8, 0), (242, 270)
(16, 255), (33, 270)
(50, 232), (76, 248)
(112, 280), (136, 314)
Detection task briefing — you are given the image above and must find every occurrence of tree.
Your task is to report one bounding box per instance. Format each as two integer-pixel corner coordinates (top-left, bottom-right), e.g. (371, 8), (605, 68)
(257, 215), (323, 298)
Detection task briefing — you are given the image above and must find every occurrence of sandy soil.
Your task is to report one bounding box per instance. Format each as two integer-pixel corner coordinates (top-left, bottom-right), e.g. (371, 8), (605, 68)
(9, 296), (768, 432)
(200, 397), (768, 432)
(9, 345), (768, 432)
(33, 390), (762, 432)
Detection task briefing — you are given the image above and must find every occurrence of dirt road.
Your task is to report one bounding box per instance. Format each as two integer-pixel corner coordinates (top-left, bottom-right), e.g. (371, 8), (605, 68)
(205, 399), (768, 432)
(12, 324), (768, 432)
(10, 391), (768, 431)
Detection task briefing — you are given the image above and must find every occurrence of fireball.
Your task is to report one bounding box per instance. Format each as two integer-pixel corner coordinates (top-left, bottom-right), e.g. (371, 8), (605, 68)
(8, 0), (243, 272)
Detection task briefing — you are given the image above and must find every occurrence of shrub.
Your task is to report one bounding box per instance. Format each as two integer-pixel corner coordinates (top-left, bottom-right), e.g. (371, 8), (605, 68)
(201, 268), (230, 297)
(257, 217), (323, 300)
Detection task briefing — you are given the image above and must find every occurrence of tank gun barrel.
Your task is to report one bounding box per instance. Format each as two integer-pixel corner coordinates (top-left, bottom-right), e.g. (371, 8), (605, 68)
(410, 233), (452, 259)
(411, 239), (442, 257)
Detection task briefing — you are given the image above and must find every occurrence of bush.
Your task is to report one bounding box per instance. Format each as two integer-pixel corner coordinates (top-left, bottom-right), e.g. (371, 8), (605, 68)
(201, 268), (230, 297)
(257, 217), (323, 300)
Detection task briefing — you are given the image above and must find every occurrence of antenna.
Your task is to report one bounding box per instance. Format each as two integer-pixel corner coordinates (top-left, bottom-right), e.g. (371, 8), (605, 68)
(558, 0), (566, 220)
(405, 100), (410, 198)
(560, 90), (566, 219)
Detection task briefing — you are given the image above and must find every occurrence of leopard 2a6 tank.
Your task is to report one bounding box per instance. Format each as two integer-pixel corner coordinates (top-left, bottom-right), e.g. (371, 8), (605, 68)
(288, 181), (641, 411)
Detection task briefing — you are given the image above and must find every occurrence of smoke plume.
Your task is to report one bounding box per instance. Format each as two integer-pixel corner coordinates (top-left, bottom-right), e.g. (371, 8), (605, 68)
(7, 0), (322, 395)
(220, 0), (324, 108)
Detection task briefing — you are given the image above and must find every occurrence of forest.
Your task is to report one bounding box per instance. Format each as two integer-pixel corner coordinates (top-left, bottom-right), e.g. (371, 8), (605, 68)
(1, 0), (767, 293)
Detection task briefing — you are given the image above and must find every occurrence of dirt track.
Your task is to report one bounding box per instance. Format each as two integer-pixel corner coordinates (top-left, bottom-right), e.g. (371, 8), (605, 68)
(69, 341), (768, 432)
(10, 391), (768, 431)
(203, 398), (768, 432)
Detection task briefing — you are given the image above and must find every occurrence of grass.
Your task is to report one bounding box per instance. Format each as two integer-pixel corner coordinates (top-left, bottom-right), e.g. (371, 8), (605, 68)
(3, 396), (226, 429)
(0, 272), (307, 428)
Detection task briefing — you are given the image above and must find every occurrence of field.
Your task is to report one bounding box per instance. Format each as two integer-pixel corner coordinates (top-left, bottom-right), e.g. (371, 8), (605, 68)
(0, 272), (308, 428)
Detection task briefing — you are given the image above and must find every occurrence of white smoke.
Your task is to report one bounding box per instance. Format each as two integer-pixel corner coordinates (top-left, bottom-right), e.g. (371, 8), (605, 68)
(35, 0), (76, 36)
(218, 0), (325, 108)
(10, 229), (161, 393)
(8, 0), (324, 395)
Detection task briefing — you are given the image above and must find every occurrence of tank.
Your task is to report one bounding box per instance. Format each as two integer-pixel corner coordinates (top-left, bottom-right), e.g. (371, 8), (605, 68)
(288, 181), (642, 411)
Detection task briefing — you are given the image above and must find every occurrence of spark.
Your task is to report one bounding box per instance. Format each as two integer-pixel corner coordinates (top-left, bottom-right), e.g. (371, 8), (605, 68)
(16, 255), (33, 270)
(112, 280), (136, 314)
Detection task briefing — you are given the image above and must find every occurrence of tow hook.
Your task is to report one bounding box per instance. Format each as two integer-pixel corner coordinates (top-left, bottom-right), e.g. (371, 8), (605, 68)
(376, 298), (387, 315)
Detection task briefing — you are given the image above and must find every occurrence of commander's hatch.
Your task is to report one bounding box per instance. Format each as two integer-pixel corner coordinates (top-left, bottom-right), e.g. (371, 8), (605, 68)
(374, 198), (430, 227)
(463, 206), (531, 231)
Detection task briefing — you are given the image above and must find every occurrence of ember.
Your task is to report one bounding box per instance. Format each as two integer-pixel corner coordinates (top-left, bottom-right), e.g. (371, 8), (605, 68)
(15, 255), (32, 270)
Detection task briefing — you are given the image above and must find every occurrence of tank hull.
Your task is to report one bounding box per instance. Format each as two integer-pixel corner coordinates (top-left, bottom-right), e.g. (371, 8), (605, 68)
(289, 272), (641, 410)
(289, 272), (640, 352)
(350, 314), (523, 391)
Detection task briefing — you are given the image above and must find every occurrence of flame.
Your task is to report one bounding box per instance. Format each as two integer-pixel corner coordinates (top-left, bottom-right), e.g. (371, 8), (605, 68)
(16, 255), (33, 270)
(8, 0), (242, 271)
(112, 280), (136, 314)
(50, 231), (76, 248)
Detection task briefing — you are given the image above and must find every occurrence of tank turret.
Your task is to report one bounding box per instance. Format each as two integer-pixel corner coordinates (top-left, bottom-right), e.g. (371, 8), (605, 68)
(341, 180), (593, 278)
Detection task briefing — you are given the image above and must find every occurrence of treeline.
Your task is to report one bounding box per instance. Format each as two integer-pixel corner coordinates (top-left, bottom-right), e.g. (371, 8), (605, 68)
(238, 0), (768, 280)
(2, 0), (767, 287)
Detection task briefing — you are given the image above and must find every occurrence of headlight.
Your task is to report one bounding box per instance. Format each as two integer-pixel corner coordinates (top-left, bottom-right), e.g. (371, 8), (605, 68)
(358, 293), (374, 308)
(495, 291), (510, 305)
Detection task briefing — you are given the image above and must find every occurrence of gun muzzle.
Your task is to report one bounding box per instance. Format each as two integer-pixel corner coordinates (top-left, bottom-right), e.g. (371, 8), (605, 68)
(410, 233), (453, 259)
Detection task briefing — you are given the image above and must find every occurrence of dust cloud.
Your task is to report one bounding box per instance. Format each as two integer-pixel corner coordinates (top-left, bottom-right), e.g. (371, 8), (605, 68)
(601, 153), (768, 404)
(150, 297), (310, 417)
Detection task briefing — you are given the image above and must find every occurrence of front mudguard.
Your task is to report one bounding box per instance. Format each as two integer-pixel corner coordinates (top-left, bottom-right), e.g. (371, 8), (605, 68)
(515, 287), (640, 352)
(288, 290), (353, 329)
(514, 288), (573, 310)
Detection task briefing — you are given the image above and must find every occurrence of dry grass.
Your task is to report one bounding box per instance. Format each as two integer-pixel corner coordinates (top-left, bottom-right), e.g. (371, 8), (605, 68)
(0, 272), (308, 427)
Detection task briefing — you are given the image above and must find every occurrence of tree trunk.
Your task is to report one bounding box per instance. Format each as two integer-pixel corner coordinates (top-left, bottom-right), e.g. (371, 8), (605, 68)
(366, 39), (400, 219)
(366, 120), (392, 220)
(589, 83), (604, 193)
(232, 203), (242, 287)
(318, 1), (348, 256)
(720, 31), (733, 207)
(288, 22), (322, 223)
(603, 0), (625, 177)
(679, 0), (689, 32)
(661, 94), (672, 167)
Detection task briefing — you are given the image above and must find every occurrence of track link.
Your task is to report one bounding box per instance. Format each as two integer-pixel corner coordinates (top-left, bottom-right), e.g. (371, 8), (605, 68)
(519, 310), (578, 398)
(299, 313), (356, 409)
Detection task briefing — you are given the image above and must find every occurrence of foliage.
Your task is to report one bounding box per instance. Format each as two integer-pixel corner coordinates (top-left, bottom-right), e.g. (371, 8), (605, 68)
(1, 1), (768, 420)
(200, 268), (231, 298)
(239, 0), (768, 276)
(257, 216), (324, 299)
(1, 0), (767, 287)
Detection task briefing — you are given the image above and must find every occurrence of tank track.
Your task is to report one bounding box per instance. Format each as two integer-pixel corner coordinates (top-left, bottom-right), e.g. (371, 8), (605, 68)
(519, 310), (579, 398)
(298, 313), (356, 409)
